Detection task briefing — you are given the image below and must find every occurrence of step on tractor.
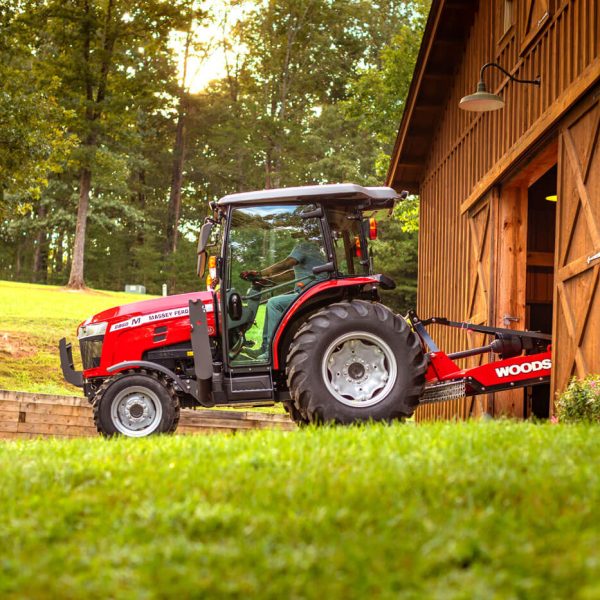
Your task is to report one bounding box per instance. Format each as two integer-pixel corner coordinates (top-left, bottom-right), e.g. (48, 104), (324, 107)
(59, 184), (552, 437)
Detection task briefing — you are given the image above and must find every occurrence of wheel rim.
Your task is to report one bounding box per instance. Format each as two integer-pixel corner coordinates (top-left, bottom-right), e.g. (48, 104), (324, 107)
(110, 386), (163, 437)
(321, 332), (398, 408)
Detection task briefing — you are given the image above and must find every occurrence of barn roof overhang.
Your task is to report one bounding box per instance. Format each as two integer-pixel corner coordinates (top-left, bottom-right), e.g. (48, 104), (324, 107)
(386, 0), (478, 193)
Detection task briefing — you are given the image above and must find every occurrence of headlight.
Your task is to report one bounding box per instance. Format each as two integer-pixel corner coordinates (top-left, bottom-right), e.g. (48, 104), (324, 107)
(78, 321), (108, 339)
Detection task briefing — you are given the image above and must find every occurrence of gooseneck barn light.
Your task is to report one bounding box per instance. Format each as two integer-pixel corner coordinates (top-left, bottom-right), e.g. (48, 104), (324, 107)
(459, 62), (541, 112)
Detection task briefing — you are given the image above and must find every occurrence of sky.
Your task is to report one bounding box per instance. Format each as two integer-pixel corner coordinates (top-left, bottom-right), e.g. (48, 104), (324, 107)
(172, 1), (250, 94)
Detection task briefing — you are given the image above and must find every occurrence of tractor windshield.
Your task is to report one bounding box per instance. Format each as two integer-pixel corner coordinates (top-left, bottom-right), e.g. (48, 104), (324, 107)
(325, 207), (370, 276)
(225, 204), (327, 364)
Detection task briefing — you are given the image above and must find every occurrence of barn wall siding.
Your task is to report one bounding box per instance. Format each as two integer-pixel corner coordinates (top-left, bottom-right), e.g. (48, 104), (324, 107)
(423, 0), (598, 211)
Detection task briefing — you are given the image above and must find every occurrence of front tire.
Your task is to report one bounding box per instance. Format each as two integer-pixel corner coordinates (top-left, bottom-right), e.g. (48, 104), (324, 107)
(93, 371), (180, 437)
(286, 301), (426, 424)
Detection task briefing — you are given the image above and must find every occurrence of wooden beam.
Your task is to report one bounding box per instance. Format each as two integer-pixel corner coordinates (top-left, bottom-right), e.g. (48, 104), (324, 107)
(493, 185), (528, 417)
(504, 140), (558, 188)
(460, 60), (600, 214)
(527, 251), (554, 267)
(423, 72), (454, 80)
(407, 126), (435, 137)
(413, 103), (443, 112)
(395, 161), (426, 168)
(390, 181), (420, 193)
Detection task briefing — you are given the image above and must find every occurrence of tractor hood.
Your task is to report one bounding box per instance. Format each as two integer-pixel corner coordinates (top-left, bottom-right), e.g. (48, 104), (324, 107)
(80, 291), (214, 329)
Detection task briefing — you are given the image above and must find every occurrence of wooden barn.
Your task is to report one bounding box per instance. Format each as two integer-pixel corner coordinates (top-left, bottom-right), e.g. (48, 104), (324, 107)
(387, 0), (599, 419)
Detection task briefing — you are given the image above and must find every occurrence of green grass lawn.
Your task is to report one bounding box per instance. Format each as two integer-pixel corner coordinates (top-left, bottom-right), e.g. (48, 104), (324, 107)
(0, 280), (158, 395)
(1, 421), (599, 598)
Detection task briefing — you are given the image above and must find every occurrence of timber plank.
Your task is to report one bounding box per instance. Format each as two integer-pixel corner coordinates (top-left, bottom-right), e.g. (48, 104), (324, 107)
(177, 427), (238, 435)
(0, 400), (21, 413)
(20, 403), (93, 418)
(0, 411), (20, 423)
(22, 412), (95, 428)
(16, 422), (98, 437)
(179, 415), (271, 430)
(0, 390), (87, 407)
(0, 421), (19, 433)
(180, 413), (295, 431)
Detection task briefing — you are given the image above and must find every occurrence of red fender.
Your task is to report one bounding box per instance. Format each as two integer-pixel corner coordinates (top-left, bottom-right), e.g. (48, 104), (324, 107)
(271, 277), (380, 369)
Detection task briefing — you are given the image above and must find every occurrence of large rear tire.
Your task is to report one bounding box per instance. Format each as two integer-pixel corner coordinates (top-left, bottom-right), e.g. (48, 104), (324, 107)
(286, 301), (426, 424)
(93, 371), (180, 437)
(282, 401), (310, 427)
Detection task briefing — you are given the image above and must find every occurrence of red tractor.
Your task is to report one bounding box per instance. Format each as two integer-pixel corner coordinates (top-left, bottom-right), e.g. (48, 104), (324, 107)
(59, 184), (552, 437)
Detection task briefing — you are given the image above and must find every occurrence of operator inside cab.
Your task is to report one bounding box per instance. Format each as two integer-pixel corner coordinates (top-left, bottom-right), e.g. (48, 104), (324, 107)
(239, 220), (326, 360)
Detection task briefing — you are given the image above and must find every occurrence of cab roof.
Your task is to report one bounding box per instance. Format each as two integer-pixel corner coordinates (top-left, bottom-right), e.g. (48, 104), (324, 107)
(217, 183), (399, 207)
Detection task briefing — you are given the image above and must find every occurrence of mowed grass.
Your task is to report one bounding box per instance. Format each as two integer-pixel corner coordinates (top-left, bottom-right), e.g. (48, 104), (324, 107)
(1, 421), (599, 598)
(0, 280), (157, 395)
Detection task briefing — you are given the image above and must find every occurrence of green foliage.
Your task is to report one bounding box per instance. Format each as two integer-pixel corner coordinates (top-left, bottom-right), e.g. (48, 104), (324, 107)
(0, 4), (77, 208)
(556, 375), (600, 423)
(1, 422), (600, 597)
(372, 217), (418, 313)
(0, 0), (428, 296)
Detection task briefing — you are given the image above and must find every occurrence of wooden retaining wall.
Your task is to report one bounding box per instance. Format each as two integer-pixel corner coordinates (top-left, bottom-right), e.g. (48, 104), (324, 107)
(0, 390), (296, 440)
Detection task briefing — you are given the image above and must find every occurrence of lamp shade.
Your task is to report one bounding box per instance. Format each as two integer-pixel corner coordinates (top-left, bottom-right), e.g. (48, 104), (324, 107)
(459, 81), (504, 112)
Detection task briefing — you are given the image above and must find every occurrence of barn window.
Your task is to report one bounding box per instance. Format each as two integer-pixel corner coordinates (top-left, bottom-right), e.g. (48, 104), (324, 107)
(520, 0), (554, 56)
(503, 0), (514, 34)
(497, 0), (515, 51)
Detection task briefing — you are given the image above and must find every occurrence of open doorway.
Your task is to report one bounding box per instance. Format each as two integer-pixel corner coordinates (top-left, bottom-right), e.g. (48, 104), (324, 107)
(525, 165), (557, 418)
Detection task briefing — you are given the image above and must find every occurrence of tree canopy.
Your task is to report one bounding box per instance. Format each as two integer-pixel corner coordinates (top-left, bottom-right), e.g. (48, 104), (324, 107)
(0, 0), (429, 311)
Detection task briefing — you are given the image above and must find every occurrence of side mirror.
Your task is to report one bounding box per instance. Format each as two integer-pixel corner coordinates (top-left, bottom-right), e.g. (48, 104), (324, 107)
(197, 251), (207, 278)
(196, 221), (213, 277)
(197, 221), (213, 254)
(228, 292), (243, 321)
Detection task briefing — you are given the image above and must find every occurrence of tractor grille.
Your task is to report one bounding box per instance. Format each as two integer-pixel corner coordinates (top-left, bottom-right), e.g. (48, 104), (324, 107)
(79, 336), (104, 370)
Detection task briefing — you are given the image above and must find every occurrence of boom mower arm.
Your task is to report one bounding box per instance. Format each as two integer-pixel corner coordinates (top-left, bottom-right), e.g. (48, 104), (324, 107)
(406, 311), (552, 406)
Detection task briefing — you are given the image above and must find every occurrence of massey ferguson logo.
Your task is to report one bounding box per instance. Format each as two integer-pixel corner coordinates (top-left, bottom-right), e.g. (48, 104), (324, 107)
(110, 304), (212, 332)
(495, 359), (552, 378)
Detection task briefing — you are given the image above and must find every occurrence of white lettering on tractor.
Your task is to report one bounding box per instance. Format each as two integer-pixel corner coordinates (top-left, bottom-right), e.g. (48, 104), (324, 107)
(495, 358), (551, 378)
(109, 304), (213, 332)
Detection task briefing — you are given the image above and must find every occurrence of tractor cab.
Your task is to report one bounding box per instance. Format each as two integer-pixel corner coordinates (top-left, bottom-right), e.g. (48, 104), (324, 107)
(198, 184), (399, 371)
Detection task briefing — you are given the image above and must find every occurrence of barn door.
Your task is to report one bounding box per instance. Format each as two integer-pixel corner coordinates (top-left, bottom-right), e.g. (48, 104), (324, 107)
(416, 193), (495, 422)
(465, 192), (496, 416)
(467, 195), (494, 344)
(552, 97), (600, 400)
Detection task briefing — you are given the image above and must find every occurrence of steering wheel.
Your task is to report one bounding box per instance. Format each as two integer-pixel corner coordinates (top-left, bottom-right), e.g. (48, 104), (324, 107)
(251, 277), (275, 290)
(228, 330), (246, 360)
(240, 271), (275, 287)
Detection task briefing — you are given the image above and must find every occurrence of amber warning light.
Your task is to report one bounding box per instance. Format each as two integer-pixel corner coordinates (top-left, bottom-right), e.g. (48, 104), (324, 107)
(206, 256), (218, 289)
(369, 218), (378, 240)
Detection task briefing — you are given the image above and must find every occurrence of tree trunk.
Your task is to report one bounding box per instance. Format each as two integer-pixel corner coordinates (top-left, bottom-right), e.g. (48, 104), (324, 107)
(33, 203), (48, 283)
(165, 102), (187, 255)
(67, 168), (91, 289)
(15, 237), (22, 279)
(66, 0), (116, 289)
(55, 230), (64, 274)
(165, 24), (194, 258)
(136, 169), (146, 247)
